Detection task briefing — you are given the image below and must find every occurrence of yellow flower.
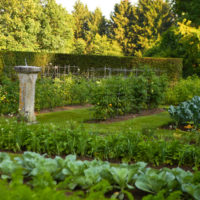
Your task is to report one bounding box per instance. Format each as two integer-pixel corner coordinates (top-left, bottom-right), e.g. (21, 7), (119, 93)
(109, 104), (112, 107)
(184, 124), (193, 129)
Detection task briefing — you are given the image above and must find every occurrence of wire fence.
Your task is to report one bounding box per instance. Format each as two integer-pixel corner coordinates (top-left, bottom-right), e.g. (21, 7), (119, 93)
(40, 65), (165, 79)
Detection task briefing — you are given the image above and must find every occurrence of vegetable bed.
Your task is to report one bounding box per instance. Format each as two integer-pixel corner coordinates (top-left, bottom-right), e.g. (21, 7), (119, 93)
(0, 152), (200, 200)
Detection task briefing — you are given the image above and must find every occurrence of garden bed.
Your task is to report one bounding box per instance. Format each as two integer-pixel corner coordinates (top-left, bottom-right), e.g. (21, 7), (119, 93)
(86, 108), (164, 124)
(0, 151), (198, 200)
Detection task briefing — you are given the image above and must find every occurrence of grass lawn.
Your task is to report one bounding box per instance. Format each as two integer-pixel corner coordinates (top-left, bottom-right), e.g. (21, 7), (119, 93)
(37, 107), (174, 134)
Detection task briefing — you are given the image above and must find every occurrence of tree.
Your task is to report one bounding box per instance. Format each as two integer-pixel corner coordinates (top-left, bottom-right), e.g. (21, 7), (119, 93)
(89, 34), (123, 56)
(38, 0), (74, 53)
(0, 0), (74, 53)
(144, 20), (200, 77)
(178, 20), (200, 76)
(171, 0), (200, 26)
(0, 0), (41, 51)
(129, 0), (174, 56)
(72, 38), (87, 54)
(72, 0), (90, 40)
(111, 0), (133, 55)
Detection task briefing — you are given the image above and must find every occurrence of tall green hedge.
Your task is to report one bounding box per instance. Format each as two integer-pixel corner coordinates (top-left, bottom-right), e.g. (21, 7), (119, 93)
(0, 51), (183, 80)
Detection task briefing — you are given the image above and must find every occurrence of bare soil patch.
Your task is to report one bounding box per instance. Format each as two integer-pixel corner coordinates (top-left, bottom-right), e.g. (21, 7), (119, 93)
(86, 108), (164, 124)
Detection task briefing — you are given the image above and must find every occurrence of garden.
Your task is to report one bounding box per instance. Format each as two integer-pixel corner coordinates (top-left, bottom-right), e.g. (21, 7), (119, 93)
(1, 60), (200, 199)
(0, 0), (200, 199)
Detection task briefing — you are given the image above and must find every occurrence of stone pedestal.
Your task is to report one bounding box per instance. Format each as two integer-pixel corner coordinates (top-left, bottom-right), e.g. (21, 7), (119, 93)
(15, 66), (41, 123)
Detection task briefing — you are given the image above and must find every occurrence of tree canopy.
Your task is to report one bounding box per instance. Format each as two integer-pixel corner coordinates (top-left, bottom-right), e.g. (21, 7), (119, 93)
(0, 0), (199, 73)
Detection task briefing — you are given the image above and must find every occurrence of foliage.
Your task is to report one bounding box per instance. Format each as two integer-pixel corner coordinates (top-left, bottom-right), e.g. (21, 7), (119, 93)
(171, 0), (200, 26)
(90, 71), (167, 119)
(164, 76), (200, 105)
(0, 75), (93, 114)
(72, 0), (90, 40)
(0, 151), (200, 199)
(130, 0), (174, 56)
(111, 0), (174, 56)
(178, 20), (200, 77)
(168, 96), (200, 128)
(89, 34), (123, 56)
(110, 0), (133, 55)
(0, 51), (183, 80)
(0, 119), (200, 166)
(135, 168), (176, 193)
(0, 171), (114, 200)
(38, 0), (74, 53)
(144, 20), (200, 77)
(0, 0), (74, 53)
(0, 0), (41, 51)
(0, 75), (19, 114)
(142, 190), (182, 200)
(72, 39), (87, 55)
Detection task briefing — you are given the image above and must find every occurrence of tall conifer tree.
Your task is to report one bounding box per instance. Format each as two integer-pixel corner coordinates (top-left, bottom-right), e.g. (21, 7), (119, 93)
(111, 0), (133, 55)
(130, 0), (174, 56)
(72, 0), (90, 40)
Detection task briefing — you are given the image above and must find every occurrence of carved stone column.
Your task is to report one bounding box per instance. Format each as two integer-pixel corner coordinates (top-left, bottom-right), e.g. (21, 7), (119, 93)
(15, 66), (41, 123)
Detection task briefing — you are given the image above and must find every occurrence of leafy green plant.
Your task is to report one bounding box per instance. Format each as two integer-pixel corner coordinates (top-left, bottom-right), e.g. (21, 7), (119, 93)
(0, 75), (93, 114)
(142, 190), (182, 200)
(168, 96), (200, 128)
(0, 152), (200, 200)
(164, 76), (200, 105)
(1, 118), (200, 166)
(90, 70), (167, 120)
(135, 168), (176, 193)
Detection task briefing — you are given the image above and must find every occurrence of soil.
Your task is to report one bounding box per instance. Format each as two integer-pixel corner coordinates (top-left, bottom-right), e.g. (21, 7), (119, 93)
(86, 108), (164, 124)
(35, 104), (92, 114)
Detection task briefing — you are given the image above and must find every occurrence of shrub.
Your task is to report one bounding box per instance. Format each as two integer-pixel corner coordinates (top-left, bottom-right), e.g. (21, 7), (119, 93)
(164, 76), (200, 105)
(90, 70), (168, 120)
(0, 75), (19, 114)
(0, 75), (93, 114)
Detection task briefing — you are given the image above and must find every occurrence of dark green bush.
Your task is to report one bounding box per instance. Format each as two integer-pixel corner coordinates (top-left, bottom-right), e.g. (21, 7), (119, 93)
(90, 70), (168, 120)
(164, 76), (200, 105)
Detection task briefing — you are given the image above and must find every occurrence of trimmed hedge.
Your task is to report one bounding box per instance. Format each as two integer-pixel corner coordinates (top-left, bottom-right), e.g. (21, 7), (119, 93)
(0, 51), (183, 80)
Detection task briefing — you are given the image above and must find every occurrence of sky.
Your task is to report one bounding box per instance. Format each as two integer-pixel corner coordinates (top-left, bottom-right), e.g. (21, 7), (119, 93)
(55, 0), (138, 19)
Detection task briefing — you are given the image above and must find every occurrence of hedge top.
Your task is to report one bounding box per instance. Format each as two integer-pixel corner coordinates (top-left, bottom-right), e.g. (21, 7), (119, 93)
(0, 51), (183, 80)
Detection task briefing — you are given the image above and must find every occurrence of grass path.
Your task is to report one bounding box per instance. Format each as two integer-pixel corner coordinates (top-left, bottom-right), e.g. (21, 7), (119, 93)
(37, 108), (173, 134)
